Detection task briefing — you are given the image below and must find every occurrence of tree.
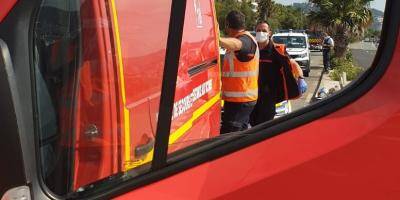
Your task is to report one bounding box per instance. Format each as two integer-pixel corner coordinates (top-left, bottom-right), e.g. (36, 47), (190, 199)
(257, 0), (274, 21)
(215, 0), (307, 33)
(215, 0), (257, 31)
(365, 28), (381, 39)
(309, 0), (373, 57)
(241, 0), (258, 30)
(266, 4), (307, 31)
(215, 0), (240, 32)
(280, 6), (307, 30)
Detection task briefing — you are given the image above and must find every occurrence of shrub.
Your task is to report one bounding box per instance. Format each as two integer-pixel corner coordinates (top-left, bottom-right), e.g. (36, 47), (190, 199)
(330, 58), (364, 81)
(345, 51), (353, 61)
(331, 51), (352, 65)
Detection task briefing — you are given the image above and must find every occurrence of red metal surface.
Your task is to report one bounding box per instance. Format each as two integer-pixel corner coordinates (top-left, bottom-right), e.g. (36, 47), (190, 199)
(116, 32), (400, 199)
(116, 0), (220, 162)
(169, 0), (220, 152)
(115, 0), (172, 169)
(109, 0), (171, 169)
(0, 0), (17, 23)
(72, 0), (119, 189)
(70, 0), (220, 189)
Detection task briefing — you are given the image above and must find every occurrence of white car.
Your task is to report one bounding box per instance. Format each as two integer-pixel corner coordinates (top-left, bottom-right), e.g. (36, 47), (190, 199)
(272, 31), (311, 77)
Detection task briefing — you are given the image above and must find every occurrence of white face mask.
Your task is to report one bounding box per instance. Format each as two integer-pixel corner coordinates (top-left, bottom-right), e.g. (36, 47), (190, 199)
(256, 31), (269, 43)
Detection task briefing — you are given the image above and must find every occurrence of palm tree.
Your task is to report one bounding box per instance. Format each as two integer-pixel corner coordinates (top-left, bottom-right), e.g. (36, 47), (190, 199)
(309, 0), (373, 57)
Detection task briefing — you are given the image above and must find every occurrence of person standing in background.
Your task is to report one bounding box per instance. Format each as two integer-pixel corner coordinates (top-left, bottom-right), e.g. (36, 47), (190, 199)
(250, 22), (307, 126)
(322, 32), (334, 72)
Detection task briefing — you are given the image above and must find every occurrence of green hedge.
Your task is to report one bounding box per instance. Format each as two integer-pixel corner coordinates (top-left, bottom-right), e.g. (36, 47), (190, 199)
(329, 52), (364, 81)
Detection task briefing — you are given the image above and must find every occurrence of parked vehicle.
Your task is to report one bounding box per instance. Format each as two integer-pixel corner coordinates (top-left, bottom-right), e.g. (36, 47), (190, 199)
(307, 31), (323, 51)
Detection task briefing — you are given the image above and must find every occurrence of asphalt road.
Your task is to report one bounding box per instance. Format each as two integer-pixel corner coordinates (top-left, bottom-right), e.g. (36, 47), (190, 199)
(291, 51), (324, 111)
(351, 49), (377, 69)
(350, 41), (377, 69)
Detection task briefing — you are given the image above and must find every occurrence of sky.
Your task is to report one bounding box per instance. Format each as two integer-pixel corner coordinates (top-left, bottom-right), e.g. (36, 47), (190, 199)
(276, 0), (386, 11)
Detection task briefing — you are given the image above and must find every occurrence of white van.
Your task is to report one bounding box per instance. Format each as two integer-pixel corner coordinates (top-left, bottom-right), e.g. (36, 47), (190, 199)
(272, 31), (311, 77)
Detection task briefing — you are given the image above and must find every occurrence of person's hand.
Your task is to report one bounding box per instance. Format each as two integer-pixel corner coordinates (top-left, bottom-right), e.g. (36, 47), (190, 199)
(298, 78), (308, 94)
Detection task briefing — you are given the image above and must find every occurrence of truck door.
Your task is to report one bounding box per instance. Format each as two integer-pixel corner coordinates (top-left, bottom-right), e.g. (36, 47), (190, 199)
(168, 0), (221, 153)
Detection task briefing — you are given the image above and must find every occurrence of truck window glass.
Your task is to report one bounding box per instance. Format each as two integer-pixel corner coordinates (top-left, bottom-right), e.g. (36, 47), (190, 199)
(33, 0), (172, 195)
(167, 0), (221, 154)
(167, 0), (387, 156)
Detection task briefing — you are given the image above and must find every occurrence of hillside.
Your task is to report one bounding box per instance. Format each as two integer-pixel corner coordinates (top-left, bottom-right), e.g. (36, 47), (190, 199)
(371, 8), (384, 18)
(291, 3), (384, 31)
(371, 8), (384, 31)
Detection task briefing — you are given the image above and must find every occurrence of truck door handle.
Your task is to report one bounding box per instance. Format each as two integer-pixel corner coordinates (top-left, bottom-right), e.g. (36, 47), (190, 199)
(135, 138), (155, 157)
(188, 58), (218, 77)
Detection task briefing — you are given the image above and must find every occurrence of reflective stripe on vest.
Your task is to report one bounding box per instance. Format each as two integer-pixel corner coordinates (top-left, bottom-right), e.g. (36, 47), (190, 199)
(221, 31), (259, 102)
(222, 71), (258, 77)
(222, 53), (258, 77)
(222, 89), (258, 98)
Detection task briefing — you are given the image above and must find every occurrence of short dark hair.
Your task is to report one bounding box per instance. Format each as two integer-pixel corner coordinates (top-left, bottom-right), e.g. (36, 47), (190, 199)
(257, 20), (269, 25)
(226, 10), (246, 30)
(256, 21), (270, 28)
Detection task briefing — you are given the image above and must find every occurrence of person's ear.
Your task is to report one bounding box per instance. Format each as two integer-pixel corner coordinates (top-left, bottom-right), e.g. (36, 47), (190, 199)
(224, 27), (230, 36)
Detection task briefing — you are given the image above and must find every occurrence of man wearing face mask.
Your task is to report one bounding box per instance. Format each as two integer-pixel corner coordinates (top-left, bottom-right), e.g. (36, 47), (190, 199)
(219, 10), (259, 134)
(250, 22), (306, 126)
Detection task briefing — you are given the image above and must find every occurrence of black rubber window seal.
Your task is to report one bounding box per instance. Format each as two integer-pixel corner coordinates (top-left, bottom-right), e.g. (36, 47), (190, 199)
(151, 0), (187, 171)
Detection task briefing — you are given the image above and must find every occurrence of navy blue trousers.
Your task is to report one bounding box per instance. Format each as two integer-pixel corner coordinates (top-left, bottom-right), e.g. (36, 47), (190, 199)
(221, 101), (256, 134)
(323, 49), (331, 69)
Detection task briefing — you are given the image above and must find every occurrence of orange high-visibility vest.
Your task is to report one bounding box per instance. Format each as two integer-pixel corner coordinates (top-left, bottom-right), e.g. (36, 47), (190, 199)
(274, 43), (285, 55)
(222, 31), (259, 102)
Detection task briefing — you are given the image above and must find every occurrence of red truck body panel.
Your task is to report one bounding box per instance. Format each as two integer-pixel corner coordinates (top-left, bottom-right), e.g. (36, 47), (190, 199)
(0, 0), (17, 23)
